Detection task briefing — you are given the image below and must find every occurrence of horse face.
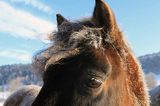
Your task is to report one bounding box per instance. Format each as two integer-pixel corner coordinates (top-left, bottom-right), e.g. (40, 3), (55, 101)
(33, 0), (122, 106)
(44, 49), (111, 105)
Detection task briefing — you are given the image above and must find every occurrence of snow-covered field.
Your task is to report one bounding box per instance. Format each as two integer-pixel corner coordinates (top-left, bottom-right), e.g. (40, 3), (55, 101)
(0, 91), (10, 106)
(0, 92), (10, 99)
(0, 102), (4, 106)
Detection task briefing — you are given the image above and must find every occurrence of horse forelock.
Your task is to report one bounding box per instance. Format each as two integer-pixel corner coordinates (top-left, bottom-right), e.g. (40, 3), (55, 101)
(33, 19), (132, 76)
(54, 21), (105, 49)
(33, 20), (114, 73)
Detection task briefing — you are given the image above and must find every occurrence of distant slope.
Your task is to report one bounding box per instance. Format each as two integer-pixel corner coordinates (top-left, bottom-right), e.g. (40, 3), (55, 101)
(0, 64), (42, 86)
(150, 85), (160, 106)
(139, 51), (160, 74)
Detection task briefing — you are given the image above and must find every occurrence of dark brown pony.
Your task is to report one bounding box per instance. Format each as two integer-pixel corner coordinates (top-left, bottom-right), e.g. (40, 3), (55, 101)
(32, 0), (150, 106)
(5, 0), (150, 106)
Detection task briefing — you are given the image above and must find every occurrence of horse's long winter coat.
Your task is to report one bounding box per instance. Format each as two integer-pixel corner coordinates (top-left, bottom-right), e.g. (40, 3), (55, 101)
(4, 0), (150, 106)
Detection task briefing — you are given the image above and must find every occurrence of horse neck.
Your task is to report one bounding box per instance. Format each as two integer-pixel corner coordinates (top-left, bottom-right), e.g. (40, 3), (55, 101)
(104, 48), (144, 106)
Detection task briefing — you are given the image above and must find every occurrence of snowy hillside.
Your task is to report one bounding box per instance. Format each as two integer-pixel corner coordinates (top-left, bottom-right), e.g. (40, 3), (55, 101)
(139, 51), (160, 74)
(0, 92), (10, 106)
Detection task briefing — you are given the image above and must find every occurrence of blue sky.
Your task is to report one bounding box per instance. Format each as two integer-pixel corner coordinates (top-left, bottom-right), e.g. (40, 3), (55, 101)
(0, 0), (160, 65)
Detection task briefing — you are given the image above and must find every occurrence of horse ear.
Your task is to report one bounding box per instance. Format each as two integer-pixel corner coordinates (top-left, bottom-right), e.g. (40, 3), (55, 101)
(56, 14), (68, 26)
(93, 0), (117, 31)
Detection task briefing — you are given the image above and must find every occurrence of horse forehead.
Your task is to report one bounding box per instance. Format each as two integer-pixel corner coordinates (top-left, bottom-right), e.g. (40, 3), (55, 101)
(46, 49), (109, 73)
(67, 50), (110, 72)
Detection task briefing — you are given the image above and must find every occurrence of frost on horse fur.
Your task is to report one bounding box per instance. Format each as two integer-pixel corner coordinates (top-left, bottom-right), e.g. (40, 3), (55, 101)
(4, 0), (150, 106)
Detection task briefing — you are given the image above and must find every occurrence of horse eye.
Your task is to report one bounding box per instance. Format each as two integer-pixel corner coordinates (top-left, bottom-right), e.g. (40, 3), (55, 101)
(87, 77), (103, 88)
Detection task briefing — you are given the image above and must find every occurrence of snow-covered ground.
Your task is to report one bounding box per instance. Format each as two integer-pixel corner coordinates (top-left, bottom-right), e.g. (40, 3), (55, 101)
(0, 102), (4, 106)
(0, 91), (10, 106)
(0, 92), (10, 100)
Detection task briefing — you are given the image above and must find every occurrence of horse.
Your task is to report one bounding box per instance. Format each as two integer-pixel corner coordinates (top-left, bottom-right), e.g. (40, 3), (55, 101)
(4, 0), (150, 106)
(3, 85), (41, 106)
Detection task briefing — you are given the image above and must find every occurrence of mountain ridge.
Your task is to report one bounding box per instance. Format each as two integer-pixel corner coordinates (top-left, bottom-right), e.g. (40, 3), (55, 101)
(139, 51), (160, 74)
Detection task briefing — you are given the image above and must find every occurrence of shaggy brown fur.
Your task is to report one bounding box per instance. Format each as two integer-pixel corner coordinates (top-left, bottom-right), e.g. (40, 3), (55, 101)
(5, 0), (150, 106)
(32, 0), (150, 106)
